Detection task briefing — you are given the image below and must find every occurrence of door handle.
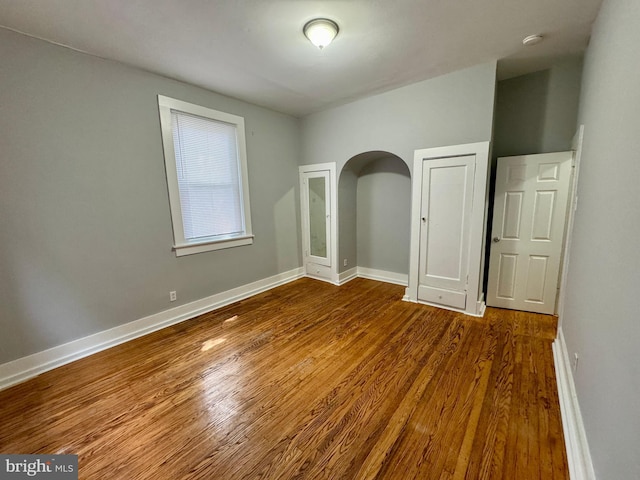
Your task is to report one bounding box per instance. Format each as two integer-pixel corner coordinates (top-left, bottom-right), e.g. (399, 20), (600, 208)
(492, 237), (501, 243)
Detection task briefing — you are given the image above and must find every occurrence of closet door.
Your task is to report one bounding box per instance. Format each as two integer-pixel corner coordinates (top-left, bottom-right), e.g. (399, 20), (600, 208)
(299, 163), (337, 283)
(418, 156), (475, 309)
(301, 170), (331, 267)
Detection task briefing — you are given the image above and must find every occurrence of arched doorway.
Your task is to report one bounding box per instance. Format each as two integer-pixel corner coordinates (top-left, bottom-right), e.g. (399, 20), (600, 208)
(337, 151), (411, 284)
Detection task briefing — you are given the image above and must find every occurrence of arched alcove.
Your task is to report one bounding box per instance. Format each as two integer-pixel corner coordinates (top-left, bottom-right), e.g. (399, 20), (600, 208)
(338, 151), (411, 281)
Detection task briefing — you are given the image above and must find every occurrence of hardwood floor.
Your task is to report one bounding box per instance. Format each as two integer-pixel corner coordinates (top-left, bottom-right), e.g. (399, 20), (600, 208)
(0, 278), (568, 479)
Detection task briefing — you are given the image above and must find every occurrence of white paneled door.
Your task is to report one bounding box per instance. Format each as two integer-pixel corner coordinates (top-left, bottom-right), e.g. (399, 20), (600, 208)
(418, 156), (475, 310)
(487, 152), (573, 314)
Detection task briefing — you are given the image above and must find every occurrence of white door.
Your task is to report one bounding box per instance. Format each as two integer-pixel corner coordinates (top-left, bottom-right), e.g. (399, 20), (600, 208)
(418, 156), (475, 309)
(301, 170), (331, 267)
(487, 152), (573, 314)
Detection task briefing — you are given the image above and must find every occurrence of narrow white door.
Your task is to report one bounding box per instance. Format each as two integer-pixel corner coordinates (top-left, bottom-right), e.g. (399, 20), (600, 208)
(418, 156), (475, 309)
(301, 170), (331, 267)
(487, 152), (573, 314)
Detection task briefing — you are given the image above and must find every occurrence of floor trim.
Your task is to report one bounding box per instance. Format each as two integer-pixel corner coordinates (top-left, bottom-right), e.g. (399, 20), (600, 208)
(553, 327), (596, 480)
(356, 267), (408, 286)
(337, 267), (358, 285)
(0, 267), (304, 391)
(407, 298), (486, 318)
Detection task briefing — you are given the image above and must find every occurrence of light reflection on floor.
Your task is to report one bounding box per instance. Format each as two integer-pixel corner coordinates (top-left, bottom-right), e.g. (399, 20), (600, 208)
(199, 330), (243, 432)
(201, 338), (227, 352)
(223, 315), (238, 324)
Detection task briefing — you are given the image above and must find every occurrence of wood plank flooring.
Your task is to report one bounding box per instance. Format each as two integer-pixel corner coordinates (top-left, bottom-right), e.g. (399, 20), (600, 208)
(0, 278), (568, 479)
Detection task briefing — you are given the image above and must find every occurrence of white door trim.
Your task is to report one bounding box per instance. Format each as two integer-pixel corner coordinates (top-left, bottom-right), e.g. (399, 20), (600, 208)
(556, 125), (584, 320)
(299, 163), (338, 284)
(406, 141), (490, 316)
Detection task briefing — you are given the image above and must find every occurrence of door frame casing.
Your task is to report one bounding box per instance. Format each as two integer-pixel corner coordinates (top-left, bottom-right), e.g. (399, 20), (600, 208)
(299, 162), (338, 284)
(556, 125), (584, 320)
(406, 141), (490, 317)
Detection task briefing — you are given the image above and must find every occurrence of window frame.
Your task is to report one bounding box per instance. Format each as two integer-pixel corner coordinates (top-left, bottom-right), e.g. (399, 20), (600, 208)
(157, 95), (253, 256)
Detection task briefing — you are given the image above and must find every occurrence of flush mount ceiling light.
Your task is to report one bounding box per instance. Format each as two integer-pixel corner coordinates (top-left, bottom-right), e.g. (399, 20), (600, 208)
(303, 18), (339, 49)
(522, 34), (544, 46)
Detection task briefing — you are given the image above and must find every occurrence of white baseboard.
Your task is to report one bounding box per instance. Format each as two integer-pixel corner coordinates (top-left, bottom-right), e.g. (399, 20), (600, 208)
(476, 299), (486, 317)
(0, 267), (304, 391)
(337, 267), (358, 285)
(402, 287), (485, 318)
(407, 298), (486, 318)
(357, 267), (408, 286)
(553, 327), (596, 480)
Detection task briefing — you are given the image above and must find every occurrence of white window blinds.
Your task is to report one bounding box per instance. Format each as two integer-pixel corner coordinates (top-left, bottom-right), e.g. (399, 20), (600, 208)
(170, 110), (244, 241)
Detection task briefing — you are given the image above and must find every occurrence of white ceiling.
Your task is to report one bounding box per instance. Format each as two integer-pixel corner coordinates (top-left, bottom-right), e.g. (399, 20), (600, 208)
(0, 0), (603, 117)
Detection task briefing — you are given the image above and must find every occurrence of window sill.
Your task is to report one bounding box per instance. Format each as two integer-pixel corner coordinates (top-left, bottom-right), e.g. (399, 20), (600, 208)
(173, 235), (254, 256)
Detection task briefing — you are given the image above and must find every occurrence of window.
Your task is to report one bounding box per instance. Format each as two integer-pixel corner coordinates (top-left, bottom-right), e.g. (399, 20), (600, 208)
(158, 95), (253, 256)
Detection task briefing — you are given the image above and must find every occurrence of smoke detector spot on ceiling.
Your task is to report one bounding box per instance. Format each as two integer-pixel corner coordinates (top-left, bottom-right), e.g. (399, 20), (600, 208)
(522, 34), (544, 46)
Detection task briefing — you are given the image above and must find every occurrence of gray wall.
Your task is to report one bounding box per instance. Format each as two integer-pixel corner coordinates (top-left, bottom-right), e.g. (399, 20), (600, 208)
(302, 62), (496, 275)
(494, 56), (583, 158)
(301, 62), (497, 174)
(356, 158), (411, 275)
(485, 58), (583, 291)
(0, 29), (301, 364)
(561, 0), (640, 477)
(338, 168), (358, 273)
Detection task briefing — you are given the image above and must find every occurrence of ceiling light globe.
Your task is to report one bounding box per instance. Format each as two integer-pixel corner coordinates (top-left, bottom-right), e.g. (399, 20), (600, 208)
(304, 19), (339, 49)
(522, 34), (544, 46)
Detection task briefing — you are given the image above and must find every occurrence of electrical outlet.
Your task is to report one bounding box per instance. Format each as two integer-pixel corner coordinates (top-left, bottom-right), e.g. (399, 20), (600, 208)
(343, 258), (348, 267)
(169, 291), (177, 302)
(572, 353), (579, 372)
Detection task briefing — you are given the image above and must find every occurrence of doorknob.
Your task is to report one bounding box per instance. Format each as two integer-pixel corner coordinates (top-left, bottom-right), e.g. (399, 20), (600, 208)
(492, 237), (501, 243)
